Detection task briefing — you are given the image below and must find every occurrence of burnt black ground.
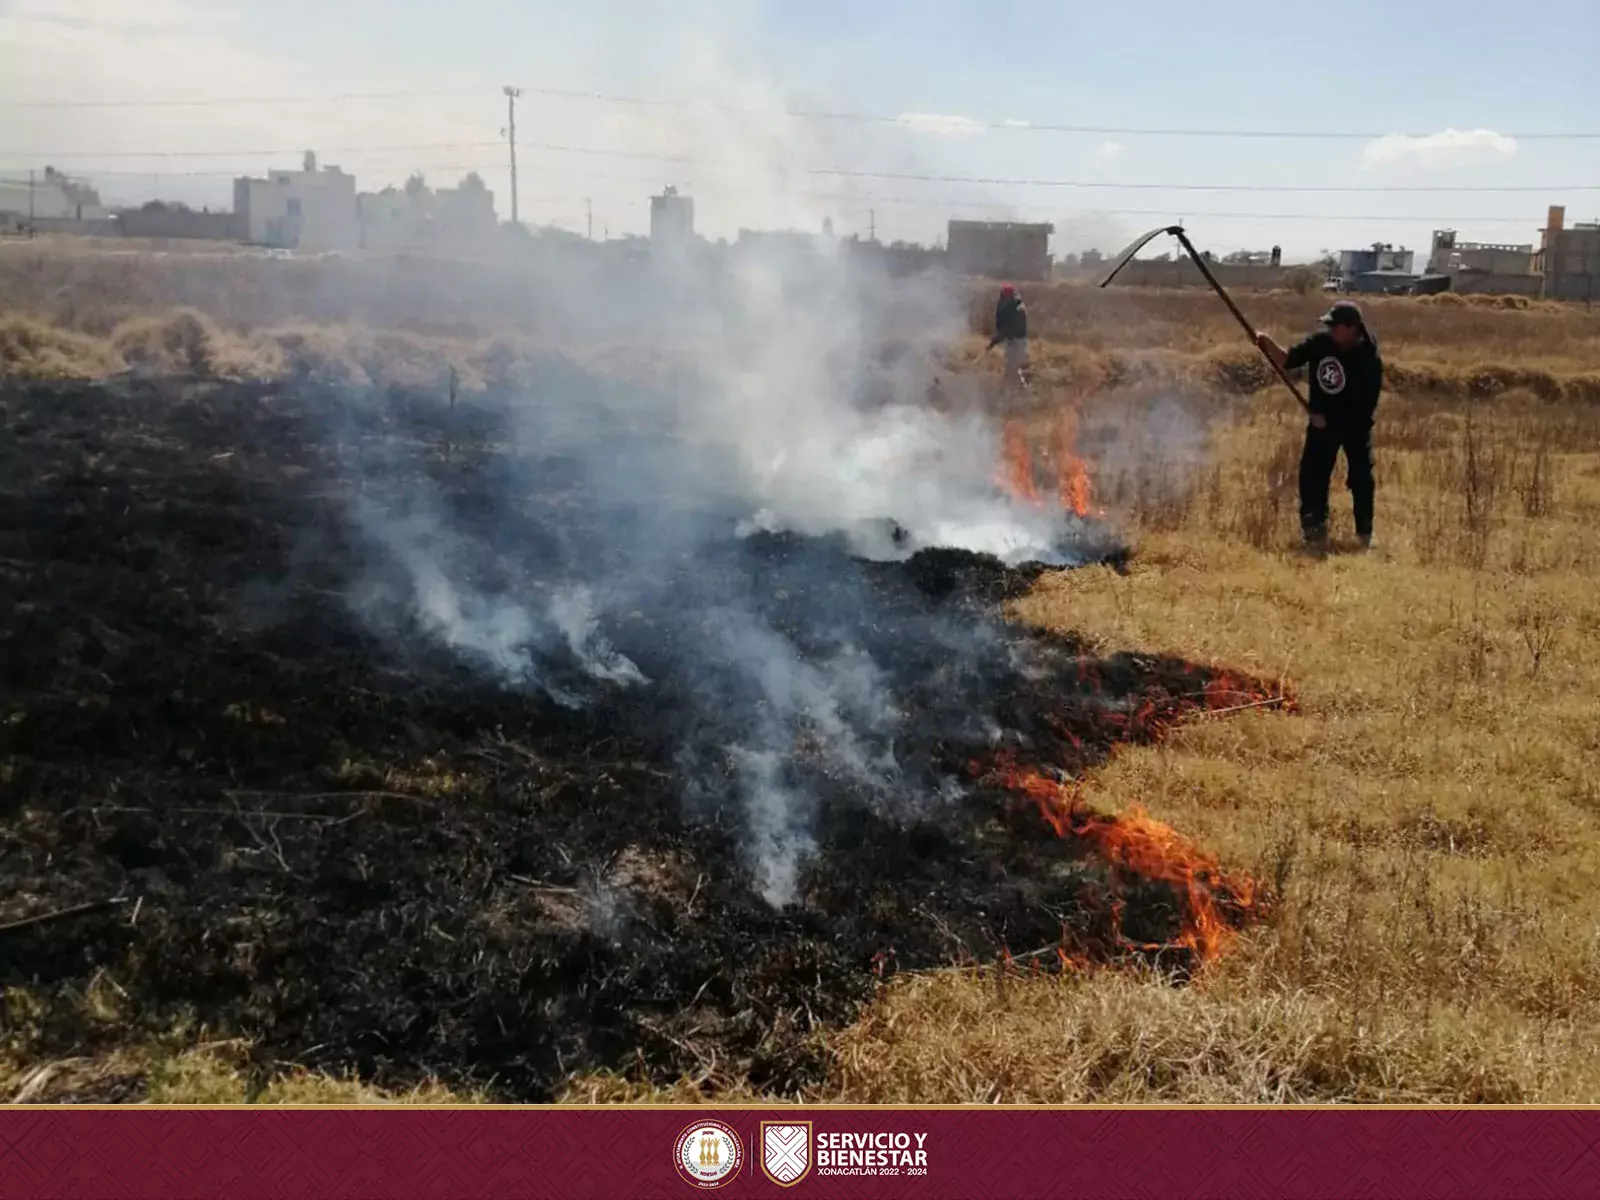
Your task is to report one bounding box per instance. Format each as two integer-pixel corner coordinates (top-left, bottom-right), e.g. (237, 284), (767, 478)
(1, 374), (1269, 1100)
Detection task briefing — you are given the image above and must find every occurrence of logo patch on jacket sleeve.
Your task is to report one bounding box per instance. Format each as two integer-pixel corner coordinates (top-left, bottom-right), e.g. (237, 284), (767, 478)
(1316, 357), (1348, 394)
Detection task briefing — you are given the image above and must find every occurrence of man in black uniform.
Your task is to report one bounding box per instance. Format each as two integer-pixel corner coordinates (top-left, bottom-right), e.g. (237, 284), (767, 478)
(1255, 300), (1383, 549)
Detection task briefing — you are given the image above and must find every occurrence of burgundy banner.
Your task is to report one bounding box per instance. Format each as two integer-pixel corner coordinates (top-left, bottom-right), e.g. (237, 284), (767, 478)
(2, 1107), (1598, 1199)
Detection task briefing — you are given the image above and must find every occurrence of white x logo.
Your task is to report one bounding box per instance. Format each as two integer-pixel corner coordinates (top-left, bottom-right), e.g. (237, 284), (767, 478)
(762, 1124), (811, 1184)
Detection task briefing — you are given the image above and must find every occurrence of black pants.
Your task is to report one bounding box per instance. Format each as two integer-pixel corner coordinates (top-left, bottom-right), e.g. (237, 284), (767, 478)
(1299, 419), (1373, 538)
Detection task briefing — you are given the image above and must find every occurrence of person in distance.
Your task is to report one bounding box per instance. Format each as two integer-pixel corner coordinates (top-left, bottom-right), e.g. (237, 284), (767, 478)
(988, 283), (1029, 395)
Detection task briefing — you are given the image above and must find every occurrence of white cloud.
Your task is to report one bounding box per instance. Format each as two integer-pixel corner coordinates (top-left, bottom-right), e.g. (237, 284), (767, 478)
(1002, 118), (1032, 129)
(1361, 128), (1517, 169)
(894, 112), (985, 138)
(1096, 140), (1124, 159)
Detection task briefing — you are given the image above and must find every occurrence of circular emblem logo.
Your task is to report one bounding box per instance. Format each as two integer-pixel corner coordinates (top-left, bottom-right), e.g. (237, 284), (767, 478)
(1316, 357), (1347, 395)
(674, 1120), (743, 1190)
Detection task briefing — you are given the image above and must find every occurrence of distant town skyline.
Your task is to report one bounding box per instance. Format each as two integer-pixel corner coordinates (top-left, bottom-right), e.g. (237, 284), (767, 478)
(1, 0), (1595, 259)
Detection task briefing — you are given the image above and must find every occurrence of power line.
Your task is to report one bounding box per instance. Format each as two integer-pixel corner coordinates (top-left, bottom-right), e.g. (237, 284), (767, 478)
(803, 166), (1592, 193)
(5, 140), (1594, 192)
(2, 83), (1597, 142)
(0, 89), (485, 109)
(4, 141), (503, 159)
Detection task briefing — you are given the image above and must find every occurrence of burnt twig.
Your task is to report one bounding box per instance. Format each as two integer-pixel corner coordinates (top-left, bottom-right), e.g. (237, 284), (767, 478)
(915, 904), (970, 957)
(233, 809), (296, 876)
(224, 789), (438, 808)
(0, 897), (129, 936)
(85, 805), (358, 823)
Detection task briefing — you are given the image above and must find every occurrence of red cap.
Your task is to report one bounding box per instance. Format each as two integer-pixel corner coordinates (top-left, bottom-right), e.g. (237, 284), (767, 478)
(1000, 282), (1016, 295)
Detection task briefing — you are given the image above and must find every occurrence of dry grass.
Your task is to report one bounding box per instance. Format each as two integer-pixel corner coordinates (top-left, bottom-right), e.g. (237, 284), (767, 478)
(565, 365), (1600, 1105)
(0, 981), (480, 1104)
(826, 302), (1600, 1104)
(5, 255), (1600, 1104)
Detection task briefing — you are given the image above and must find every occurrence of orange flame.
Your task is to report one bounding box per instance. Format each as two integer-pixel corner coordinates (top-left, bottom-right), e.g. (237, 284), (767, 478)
(979, 667), (1296, 968)
(998, 420), (1043, 507)
(1053, 406), (1093, 519)
(989, 751), (1258, 964)
(995, 408), (1097, 518)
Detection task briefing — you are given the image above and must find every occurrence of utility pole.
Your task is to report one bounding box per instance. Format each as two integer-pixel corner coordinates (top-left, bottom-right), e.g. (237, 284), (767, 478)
(869, 208), (875, 243)
(28, 168), (35, 239)
(586, 197), (592, 240)
(502, 85), (523, 227)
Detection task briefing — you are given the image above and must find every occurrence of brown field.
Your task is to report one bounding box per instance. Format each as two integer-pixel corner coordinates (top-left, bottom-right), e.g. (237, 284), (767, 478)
(4, 244), (1600, 1104)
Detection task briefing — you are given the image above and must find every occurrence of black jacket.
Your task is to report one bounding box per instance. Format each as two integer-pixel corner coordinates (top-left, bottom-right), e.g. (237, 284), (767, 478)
(991, 295), (1027, 344)
(1285, 329), (1382, 422)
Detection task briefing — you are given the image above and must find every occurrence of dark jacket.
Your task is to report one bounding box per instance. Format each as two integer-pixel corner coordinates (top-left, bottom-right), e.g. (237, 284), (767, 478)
(991, 294), (1027, 345)
(1285, 329), (1382, 422)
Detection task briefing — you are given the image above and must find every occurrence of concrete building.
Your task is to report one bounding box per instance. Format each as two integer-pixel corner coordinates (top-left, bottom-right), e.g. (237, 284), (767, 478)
(1106, 257), (1292, 290)
(0, 168), (109, 223)
(358, 173), (497, 250)
(946, 220), (1054, 281)
(650, 186), (694, 246)
(1539, 205), (1600, 302)
(1428, 229), (1535, 276)
(118, 204), (237, 241)
(431, 176), (496, 234)
(733, 228), (824, 258)
(1345, 269), (1423, 295)
(833, 235), (944, 278)
(233, 151), (359, 250)
(1337, 243), (1414, 278)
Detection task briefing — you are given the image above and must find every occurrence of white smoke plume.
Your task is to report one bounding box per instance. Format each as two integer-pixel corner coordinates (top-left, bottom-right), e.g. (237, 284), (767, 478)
(547, 586), (648, 688)
(337, 39), (1090, 907)
(354, 495), (541, 687)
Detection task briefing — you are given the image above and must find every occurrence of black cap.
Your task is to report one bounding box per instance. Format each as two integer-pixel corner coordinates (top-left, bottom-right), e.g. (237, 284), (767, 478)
(1319, 300), (1364, 327)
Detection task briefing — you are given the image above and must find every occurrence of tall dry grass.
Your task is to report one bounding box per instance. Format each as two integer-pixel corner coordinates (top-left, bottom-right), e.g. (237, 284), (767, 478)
(813, 326), (1600, 1104)
(6, 254), (1600, 1104)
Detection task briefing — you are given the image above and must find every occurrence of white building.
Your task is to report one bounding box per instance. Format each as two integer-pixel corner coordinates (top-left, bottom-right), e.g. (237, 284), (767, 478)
(1428, 229), (1535, 277)
(1337, 243), (1415, 278)
(650, 186), (694, 245)
(233, 152), (359, 250)
(0, 168), (108, 221)
(357, 174), (496, 250)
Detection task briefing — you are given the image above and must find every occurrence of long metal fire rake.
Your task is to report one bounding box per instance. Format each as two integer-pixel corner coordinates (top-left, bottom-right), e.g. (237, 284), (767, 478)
(1096, 225), (1309, 412)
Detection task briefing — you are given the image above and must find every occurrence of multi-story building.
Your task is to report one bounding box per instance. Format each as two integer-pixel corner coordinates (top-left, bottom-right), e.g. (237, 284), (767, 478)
(233, 152), (360, 250)
(1428, 229), (1535, 276)
(357, 173), (497, 250)
(1539, 205), (1600, 302)
(650, 186), (695, 246)
(946, 220), (1054, 281)
(0, 167), (108, 223)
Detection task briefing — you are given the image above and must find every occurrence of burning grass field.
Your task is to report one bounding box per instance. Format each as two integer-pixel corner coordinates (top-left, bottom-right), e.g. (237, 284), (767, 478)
(3, 247), (1600, 1104)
